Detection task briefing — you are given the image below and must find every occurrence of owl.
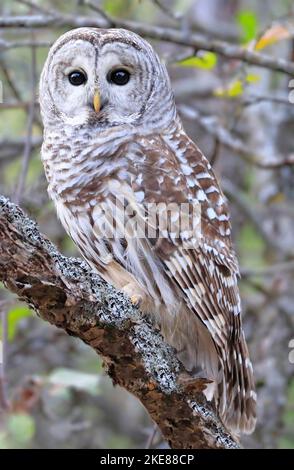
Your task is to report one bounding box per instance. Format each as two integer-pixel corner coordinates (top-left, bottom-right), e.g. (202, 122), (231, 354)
(39, 27), (256, 435)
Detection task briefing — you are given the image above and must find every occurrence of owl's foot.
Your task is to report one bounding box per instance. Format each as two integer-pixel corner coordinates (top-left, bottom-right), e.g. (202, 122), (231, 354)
(122, 282), (148, 310)
(130, 294), (143, 307)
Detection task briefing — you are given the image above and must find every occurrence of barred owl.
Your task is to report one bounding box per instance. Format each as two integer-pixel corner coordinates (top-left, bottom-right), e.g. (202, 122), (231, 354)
(39, 28), (256, 434)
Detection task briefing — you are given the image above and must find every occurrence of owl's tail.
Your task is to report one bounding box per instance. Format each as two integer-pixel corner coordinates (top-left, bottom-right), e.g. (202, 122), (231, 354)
(217, 331), (257, 435)
(161, 309), (256, 435)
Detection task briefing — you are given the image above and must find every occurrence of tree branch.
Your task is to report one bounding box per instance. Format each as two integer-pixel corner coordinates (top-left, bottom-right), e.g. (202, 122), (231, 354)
(0, 137), (42, 164)
(0, 195), (239, 449)
(0, 14), (293, 75)
(14, 39), (37, 204)
(179, 105), (294, 169)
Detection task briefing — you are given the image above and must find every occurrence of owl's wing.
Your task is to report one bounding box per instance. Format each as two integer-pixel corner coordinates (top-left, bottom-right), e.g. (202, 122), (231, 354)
(130, 134), (240, 343)
(128, 133), (255, 432)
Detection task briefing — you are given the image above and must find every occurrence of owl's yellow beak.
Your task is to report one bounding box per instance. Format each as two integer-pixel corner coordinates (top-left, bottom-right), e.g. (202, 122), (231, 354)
(93, 89), (101, 113)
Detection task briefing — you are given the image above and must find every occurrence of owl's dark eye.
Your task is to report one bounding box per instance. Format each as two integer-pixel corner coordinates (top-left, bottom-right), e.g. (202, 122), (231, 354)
(107, 68), (130, 86)
(68, 70), (87, 86)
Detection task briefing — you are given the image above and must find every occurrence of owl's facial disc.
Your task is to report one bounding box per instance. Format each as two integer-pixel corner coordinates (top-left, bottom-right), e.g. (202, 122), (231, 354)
(40, 28), (174, 130)
(39, 38), (99, 127)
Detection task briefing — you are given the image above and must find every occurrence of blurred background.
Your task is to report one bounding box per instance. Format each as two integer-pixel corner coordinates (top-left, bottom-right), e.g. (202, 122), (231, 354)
(0, 0), (294, 449)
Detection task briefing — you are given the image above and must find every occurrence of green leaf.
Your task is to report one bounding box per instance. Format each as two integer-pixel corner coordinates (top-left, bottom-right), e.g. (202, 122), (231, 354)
(177, 52), (217, 70)
(48, 368), (101, 395)
(214, 79), (244, 98)
(7, 414), (35, 444)
(0, 305), (33, 341)
(102, 0), (135, 16)
(7, 306), (32, 341)
(236, 10), (258, 43)
(227, 79), (243, 97)
(214, 74), (260, 99)
(238, 223), (265, 268)
(246, 73), (260, 83)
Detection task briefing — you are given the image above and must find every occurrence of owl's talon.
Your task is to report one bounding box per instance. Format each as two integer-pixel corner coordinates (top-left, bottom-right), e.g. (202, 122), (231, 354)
(122, 283), (146, 309)
(130, 294), (143, 307)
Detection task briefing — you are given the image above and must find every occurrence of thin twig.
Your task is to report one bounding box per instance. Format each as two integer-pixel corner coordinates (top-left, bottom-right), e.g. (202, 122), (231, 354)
(179, 105), (294, 169)
(0, 137), (42, 161)
(241, 93), (294, 107)
(14, 0), (58, 16)
(14, 40), (37, 204)
(173, 79), (292, 107)
(152, 0), (181, 22)
(0, 100), (34, 110)
(241, 260), (294, 278)
(153, 0), (240, 41)
(82, 0), (115, 27)
(145, 424), (158, 449)
(0, 39), (51, 51)
(223, 179), (290, 255)
(0, 60), (22, 101)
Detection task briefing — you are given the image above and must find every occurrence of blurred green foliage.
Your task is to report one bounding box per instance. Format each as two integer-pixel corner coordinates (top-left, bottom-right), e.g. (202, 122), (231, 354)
(236, 9), (259, 44)
(238, 223), (265, 269)
(0, 414), (35, 449)
(177, 52), (217, 70)
(7, 306), (32, 341)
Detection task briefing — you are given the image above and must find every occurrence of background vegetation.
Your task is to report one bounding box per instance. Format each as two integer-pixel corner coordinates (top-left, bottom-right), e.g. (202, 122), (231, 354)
(0, 0), (294, 449)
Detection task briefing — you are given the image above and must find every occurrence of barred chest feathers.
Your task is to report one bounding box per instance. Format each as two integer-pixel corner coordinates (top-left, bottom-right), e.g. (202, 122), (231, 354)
(41, 127), (181, 316)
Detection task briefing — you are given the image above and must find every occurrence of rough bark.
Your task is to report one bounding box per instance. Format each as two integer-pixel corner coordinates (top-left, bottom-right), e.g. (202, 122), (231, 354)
(0, 195), (239, 449)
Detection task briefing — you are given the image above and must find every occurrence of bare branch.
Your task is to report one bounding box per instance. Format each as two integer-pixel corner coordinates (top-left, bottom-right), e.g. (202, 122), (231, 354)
(240, 93), (293, 107)
(223, 179), (292, 256)
(173, 79), (292, 107)
(14, 41), (37, 204)
(81, 0), (115, 27)
(179, 105), (294, 169)
(0, 195), (239, 449)
(14, 0), (58, 16)
(0, 39), (51, 52)
(0, 60), (22, 102)
(0, 14), (293, 75)
(0, 100), (36, 110)
(152, 0), (182, 22)
(0, 137), (42, 165)
(241, 260), (294, 278)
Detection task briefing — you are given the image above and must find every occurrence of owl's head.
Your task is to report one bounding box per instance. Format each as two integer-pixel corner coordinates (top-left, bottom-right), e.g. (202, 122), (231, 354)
(39, 28), (175, 130)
